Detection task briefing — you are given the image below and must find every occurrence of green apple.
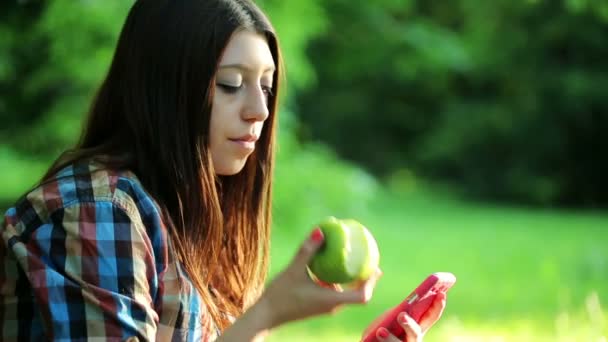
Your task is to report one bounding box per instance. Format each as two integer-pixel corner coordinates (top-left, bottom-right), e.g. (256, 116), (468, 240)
(308, 216), (380, 284)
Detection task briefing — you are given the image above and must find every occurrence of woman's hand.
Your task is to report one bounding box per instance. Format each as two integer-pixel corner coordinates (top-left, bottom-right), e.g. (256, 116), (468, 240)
(257, 227), (383, 329)
(361, 291), (447, 342)
(218, 228), (382, 342)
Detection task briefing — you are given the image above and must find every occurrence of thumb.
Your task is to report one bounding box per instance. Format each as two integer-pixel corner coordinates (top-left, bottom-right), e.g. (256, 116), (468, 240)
(290, 227), (325, 269)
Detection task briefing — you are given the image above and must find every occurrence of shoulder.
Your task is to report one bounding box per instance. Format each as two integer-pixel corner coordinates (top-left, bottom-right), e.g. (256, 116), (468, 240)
(2, 159), (164, 240)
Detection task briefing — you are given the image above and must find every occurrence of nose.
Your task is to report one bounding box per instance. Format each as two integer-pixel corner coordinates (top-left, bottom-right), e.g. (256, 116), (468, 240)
(242, 85), (270, 122)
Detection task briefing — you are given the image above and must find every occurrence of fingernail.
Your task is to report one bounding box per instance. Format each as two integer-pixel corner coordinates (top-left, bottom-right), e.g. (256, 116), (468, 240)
(310, 227), (324, 243)
(398, 312), (409, 324)
(377, 327), (389, 339)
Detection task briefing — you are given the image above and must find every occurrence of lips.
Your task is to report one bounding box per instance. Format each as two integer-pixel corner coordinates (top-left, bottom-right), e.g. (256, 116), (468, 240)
(230, 134), (258, 142)
(229, 134), (258, 150)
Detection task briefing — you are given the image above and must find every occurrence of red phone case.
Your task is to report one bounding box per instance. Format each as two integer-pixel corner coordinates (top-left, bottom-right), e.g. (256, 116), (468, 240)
(361, 272), (456, 342)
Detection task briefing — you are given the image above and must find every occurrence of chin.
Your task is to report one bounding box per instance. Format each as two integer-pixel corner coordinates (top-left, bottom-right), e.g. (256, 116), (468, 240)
(215, 160), (248, 176)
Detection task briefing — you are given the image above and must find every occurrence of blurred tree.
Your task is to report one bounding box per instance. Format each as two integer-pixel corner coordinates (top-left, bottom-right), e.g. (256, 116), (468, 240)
(0, 0), (48, 151)
(0, 0), (133, 157)
(295, 0), (608, 207)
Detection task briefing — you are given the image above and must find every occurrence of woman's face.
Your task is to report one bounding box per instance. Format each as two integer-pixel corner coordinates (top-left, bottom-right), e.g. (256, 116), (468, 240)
(209, 30), (276, 175)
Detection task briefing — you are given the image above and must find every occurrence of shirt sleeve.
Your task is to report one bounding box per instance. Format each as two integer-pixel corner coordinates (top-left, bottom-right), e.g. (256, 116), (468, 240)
(7, 200), (159, 341)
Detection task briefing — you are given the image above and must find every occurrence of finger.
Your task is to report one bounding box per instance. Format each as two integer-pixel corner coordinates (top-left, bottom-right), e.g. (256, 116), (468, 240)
(335, 268), (383, 304)
(360, 307), (393, 339)
(350, 268), (383, 290)
(398, 312), (423, 341)
(322, 282), (343, 292)
(419, 291), (447, 332)
(359, 268), (382, 302)
(317, 279), (341, 291)
(375, 327), (401, 342)
(307, 269), (343, 291)
(290, 227), (324, 270)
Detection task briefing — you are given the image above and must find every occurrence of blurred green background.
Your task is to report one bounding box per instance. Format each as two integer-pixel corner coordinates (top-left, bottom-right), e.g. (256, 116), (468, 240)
(1, 0), (607, 341)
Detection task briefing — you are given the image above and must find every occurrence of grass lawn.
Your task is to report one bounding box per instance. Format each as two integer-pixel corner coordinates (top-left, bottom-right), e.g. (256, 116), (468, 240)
(266, 187), (608, 341)
(2, 152), (605, 341)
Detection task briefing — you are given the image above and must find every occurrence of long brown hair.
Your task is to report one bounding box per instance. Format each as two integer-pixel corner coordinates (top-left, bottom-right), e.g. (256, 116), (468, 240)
(42, 0), (281, 332)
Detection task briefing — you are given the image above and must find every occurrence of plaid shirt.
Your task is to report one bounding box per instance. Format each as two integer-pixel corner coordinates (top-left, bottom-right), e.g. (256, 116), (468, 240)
(0, 161), (220, 341)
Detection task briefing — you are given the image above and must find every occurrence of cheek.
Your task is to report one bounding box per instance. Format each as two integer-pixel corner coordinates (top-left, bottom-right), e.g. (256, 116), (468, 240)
(209, 94), (238, 132)
(208, 105), (227, 145)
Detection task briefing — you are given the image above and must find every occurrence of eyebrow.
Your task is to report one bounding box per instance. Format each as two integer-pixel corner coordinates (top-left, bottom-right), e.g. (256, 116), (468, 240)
(218, 63), (276, 73)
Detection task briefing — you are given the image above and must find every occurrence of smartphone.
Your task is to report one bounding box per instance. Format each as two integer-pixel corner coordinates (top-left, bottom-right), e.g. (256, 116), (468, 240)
(361, 272), (456, 342)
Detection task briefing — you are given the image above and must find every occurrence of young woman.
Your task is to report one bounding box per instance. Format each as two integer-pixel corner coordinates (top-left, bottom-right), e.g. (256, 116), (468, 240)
(0, 1), (447, 341)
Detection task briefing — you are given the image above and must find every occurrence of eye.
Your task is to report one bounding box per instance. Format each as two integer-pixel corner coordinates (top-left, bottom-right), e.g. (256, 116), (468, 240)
(217, 83), (241, 94)
(261, 85), (274, 97)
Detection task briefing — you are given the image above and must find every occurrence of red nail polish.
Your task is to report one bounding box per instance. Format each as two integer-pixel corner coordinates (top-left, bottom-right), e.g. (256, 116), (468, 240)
(310, 227), (324, 243)
(398, 312), (408, 324)
(377, 327), (389, 339)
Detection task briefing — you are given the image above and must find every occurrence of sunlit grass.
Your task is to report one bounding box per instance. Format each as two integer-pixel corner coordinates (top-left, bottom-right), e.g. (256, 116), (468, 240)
(266, 290), (607, 342)
(268, 182), (608, 341)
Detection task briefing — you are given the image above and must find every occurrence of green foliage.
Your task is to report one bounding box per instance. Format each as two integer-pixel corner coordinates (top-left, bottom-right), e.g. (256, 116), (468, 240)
(257, 0), (328, 92)
(295, 0), (608, 207)
(273, 109), (379, 234)
(0, 1), (132, 156)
